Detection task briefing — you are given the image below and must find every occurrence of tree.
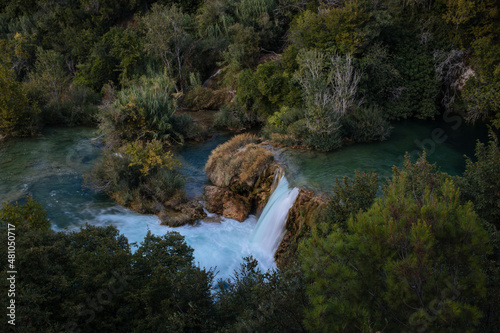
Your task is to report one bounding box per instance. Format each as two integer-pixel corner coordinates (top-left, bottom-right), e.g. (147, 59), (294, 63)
(29, 48), (70, 104)
(0, 63), (40, 137)
(130, 231), (215, 332)
(141, 4), (193, 89)
(300, 154), (490, 332)
(293, 49), (361, 150)
(289, 1), (372, 55)
(0, 195), (50, 231)
(320, 170), (378, 231)
(461, 130), (500, 227)
(215, 257), (308, 332)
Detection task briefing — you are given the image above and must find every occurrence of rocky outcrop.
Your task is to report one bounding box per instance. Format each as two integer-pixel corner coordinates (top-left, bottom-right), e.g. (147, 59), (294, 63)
(203, 133), (278, 221)
(204, 185), (251, 222)
(275, 189), (328, 267)
(159, 200), (207, 227)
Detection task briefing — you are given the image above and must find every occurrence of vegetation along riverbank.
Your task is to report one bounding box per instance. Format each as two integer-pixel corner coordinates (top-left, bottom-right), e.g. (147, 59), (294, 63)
(1, 0), (499, 331)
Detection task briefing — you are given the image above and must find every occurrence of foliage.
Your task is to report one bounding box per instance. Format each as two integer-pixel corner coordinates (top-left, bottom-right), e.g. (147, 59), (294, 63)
(130, 231), (215, 332)
(75, 26), (144, 91)
(28, 47), (70, 104)
(84, 145), (185, 213)
(460, 130), (500, 227)
(384, 31), (440, 120)
(182, 85), (232, 110)
(320, 170), (378, 231)
(213, 102), (261, 130)
(236, 61), (301, 116)
(300, 154), (491, 332)
(0, 63), (40, 137)
(140, 3), (194, 88)
(98, 74), (196, 147)
(289, 1), (373, 55)
(0, 204), (215, 332)
(343, 104), (392, 142)
(215, 257), (308, 332)
(124, 139), (180, 176)
(0, 195), (50, 232)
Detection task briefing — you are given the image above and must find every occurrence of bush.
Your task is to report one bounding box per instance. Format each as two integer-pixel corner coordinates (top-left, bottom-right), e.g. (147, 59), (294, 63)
(0, 64), (40, 137)
(0, 195), (51, 232)
(44, 84), (100, 126)
(84, 141), (186, 213)
(302, 126), (343, 152)
(213, 102), (260, 130)
(343, 104), (392, 142)
(321, 170), (379, 231)
(98, 75), (197, 147)
(460, 130), (500, 227)
(182, 85), (232, 110)
(215, 258), (307, 332)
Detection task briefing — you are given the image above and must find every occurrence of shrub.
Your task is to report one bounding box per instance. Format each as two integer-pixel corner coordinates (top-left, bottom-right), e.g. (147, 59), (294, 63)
(321, 170), (379, 231)
(213, 102), (260, 130)
(98, 75), (196, 147)
(302, 127), (343, 152)
(343, 104), (392, 142)
(266, 106), (304, 132)
(0, 64), (40, 137)
(0, 195), (51, 232)
(182, 85), (232, 110)
(84, 141), (186, 213)
(461, 130), (500, 227)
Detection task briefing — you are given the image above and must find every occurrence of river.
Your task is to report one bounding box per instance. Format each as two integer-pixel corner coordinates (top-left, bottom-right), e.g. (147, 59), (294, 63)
(0, 118), (489, 280)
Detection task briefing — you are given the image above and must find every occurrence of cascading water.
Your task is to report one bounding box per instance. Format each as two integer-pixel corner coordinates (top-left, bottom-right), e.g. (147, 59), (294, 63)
(250, 172), (299, 256)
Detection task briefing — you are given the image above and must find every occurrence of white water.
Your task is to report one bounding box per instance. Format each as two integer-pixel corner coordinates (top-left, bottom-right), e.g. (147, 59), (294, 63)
(52, 204), (278, 281)
(1, 128), (299, 282)
(250, 174), (299, 256)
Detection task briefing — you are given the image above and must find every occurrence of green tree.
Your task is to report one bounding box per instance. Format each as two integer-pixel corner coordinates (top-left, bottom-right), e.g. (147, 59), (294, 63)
(215, 257), (308, 332)
(289, 1), (372, 55)
(300, 155), (490, 332)
(29, 47), (70, 104)
(0, 194), (50, 231)
(461, 130), (500, 227)
(0, 63), (40, 137)
(130, 231), (215, 331)
(141, 3), (193, 88)
(320, 170), (378, 231)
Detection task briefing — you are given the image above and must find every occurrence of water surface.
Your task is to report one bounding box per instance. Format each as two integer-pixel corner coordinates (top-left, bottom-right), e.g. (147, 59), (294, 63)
(277, 118), (490, 192)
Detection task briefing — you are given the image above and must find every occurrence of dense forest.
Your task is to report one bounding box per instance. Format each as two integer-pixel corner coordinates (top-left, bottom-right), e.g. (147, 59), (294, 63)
(1, 0), (500, 332)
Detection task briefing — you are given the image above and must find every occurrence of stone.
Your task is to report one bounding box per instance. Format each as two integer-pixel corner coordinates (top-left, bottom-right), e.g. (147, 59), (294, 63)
(204, 185), (229, 215)
(222, 194), (251, 222)
(158, 200), (207, 227)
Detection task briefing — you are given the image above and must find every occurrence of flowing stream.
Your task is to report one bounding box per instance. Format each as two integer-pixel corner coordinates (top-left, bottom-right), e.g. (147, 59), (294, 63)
(0, 119), (490, 280)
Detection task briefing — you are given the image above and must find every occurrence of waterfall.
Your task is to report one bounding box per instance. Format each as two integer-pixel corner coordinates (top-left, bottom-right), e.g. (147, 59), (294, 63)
(250, 173), (299, 255)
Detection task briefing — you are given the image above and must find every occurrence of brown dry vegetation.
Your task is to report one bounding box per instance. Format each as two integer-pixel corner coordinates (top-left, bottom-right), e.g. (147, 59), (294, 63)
(182, 86), (233, 111)
(205, 133), (274, 189)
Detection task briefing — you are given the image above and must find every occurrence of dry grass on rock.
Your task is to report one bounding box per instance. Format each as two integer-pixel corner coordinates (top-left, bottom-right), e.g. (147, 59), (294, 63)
(205, 133), (274, 189)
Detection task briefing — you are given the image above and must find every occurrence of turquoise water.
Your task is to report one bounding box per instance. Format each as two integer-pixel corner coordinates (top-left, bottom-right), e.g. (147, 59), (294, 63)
(277, 119), (490, 192)
(0, 119), (491, 278)
(0, 128), (274, 279)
